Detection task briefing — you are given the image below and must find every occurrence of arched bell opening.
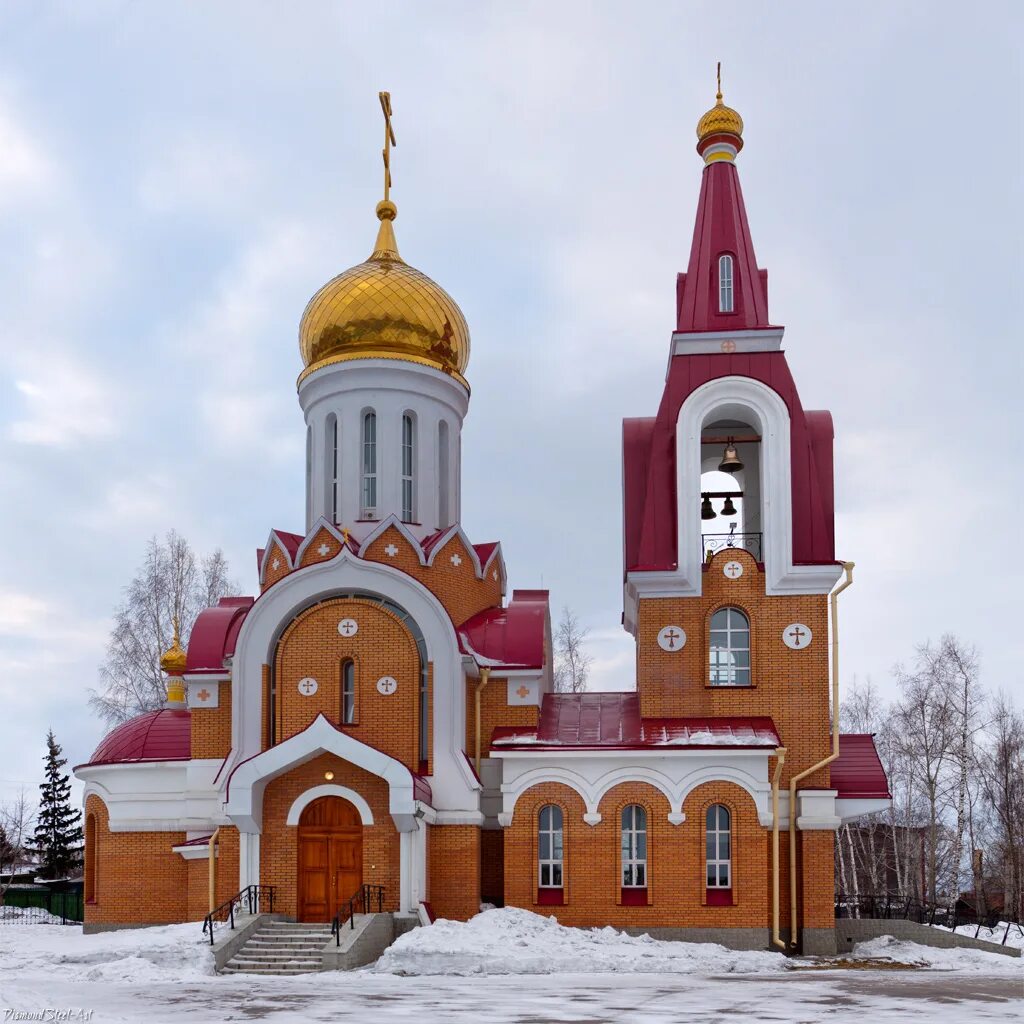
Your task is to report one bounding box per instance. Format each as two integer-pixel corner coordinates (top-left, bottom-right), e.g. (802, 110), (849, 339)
(699, 413), (762, 563)
(296, 795), (364, 923)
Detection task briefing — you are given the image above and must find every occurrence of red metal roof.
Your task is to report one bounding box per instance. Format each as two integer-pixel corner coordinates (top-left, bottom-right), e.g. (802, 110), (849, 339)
(80, 709), (191, 768)
(186, 597), (254, 674)
(676, 160), (773, 333)
(493, 692), (780, 750)
(834, 734), (891, 799)
(473, 542), (498, 567)
(458, 590), (548, 669)
(621, 146), (838, 577)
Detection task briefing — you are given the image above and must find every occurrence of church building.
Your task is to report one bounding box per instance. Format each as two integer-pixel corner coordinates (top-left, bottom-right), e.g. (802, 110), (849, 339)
(75, 84), (890, 955)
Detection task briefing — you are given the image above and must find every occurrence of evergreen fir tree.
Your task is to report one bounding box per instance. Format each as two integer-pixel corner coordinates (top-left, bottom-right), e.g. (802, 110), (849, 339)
(30, 730), (83, 879)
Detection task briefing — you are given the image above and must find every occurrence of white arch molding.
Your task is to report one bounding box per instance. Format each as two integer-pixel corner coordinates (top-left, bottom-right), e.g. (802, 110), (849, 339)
(227, 549), (479, 813)
(494, 752), (775, 828)
(285, 784), (375, 827)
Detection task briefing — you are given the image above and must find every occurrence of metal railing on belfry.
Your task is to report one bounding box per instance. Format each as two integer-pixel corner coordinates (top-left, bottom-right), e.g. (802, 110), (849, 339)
(330, 884), (386, 946)
(201, 885), (276, 945)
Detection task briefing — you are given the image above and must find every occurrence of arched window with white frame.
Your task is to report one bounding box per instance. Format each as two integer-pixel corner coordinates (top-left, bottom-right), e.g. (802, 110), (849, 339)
(621, 804), (647, 898)
(401, 413), (416, 523)
(538, 804), (564, 902)
(709, 606), (750, 686)
(718, 253), (734, 313)
(706, 804), (731, 889)
(361, 410), (377, 518)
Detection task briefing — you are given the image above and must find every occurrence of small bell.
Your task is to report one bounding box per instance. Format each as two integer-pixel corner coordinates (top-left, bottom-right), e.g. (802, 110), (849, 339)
(721, 495), (738, 517)
(701, 494), (717, 520)
(719, 439), (743, 473)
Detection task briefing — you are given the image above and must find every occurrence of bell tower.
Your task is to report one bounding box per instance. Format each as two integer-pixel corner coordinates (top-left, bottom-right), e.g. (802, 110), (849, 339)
(296, 93), (470, 538)
(622, 73), (842, 635)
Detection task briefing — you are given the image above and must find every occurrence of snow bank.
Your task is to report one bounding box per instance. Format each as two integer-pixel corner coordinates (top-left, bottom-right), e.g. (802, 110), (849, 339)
(0, 905), (64, 924)
(0, 921), (216, 983)
(934, 921), (1024, 951)
(851, 934), (1021, 971)
(375, 907), (785, 976)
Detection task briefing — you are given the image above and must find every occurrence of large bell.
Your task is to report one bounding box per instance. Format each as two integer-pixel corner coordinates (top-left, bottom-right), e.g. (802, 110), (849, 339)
(719, 439), (743, 474)
(721, 495), (738, 517)
(701, 494), (717, 520)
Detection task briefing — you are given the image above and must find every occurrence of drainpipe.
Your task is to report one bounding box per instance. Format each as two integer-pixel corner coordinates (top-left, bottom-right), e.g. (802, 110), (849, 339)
(771, 746), (787, 950)
(788, 561), (854, 949)
(474, 667), (492, 776)
(208, 827), (221, 914)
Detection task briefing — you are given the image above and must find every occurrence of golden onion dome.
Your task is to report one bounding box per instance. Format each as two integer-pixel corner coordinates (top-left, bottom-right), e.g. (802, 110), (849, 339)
(297, 200), (470, 388)
(159, 623), (187, 676)
(696, 90), (744, 147)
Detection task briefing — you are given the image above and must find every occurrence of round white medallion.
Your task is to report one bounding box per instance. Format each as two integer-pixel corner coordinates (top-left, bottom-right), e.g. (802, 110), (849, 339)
(722, 560), (744, 580)
(297, 677), (319, 696)
(657, 625), (687, 652)
(337, 618), (358, 638)
(376, 676), (398, 696)
(783, 623), (813, 650)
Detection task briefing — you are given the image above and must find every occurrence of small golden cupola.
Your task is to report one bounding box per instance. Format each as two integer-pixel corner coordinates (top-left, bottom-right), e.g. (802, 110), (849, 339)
(160, 620), (187, 707)
(297, 93), (470, 388)
(696, 63), (744, 164)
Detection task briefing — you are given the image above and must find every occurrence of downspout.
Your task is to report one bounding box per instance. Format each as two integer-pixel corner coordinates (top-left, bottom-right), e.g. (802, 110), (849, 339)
(474, 667), (492, 776)
(208, 827), (221, 914)
(787, 561), (854, 949)
(771, 746), (787, 950)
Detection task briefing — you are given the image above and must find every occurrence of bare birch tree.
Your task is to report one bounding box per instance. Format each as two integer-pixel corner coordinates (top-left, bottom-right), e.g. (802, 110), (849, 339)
(88, 531), (237, 726)
(0, 790), (35, 906)
(553, 606), (593, 694)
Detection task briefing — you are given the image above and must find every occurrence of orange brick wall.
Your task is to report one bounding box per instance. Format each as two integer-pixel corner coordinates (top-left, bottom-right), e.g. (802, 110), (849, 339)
(185, 827), (240, 921)
(503, 781), (767, 929)
(636, 547), (831, 788)
(191, 681), (232, 760)
(83, 796), (187, 926)
(465, 676), (540, 755)
(428, 824), (481, 921)
(273, 598), (423, 769)
(799, 830), (835, 930)
(260, 753), (399, 918)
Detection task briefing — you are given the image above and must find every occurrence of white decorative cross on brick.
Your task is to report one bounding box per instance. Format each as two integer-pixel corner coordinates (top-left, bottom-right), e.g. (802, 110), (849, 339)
(337, 618), (358, 637)
(657, 625), (686, 652)
(297, 677), (319, 696)
(723, 560), (744, 579)
(450, 553), (462, 566)
(783, 623), (813, 650)
(317, 543), (331, 557)
(271, 558), (280, 570)
(384, 543), (398, 557)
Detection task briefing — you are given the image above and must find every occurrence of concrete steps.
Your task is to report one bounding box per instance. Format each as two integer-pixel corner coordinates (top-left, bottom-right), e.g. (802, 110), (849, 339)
(222, 921), (333, 976)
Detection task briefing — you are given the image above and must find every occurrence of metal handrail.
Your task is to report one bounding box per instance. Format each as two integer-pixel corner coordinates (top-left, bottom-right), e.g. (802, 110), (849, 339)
(201, 884), (276, 945)
(330, 884), (386, 946)
(702, 531), (762, 562)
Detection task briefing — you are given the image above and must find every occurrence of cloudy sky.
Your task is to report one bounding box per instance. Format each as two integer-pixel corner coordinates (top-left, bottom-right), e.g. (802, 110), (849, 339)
(1, 3), (1021, 805)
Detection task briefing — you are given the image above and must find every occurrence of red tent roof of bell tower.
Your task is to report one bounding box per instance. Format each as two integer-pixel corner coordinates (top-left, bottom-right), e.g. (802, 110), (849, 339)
(675, 160), (773, 333)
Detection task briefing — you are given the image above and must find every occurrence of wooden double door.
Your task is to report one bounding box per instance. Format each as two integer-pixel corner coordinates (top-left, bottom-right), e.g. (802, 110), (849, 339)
(296, 796), (363, 923)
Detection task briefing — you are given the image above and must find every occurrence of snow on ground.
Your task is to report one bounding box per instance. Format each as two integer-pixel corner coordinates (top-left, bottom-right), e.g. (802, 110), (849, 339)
(848, 934), (1022, 971)
(376, 907), (784, 976)
(0, 912), (1020, 1024)
(934, 920), (1024, 951)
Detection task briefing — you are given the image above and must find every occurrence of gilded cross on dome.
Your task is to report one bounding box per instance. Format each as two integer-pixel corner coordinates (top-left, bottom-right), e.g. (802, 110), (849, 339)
(379, 91), (396, 202)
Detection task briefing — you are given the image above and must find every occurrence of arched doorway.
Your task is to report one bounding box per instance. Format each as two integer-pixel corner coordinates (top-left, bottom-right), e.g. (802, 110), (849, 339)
(296, 796), (363, 922)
